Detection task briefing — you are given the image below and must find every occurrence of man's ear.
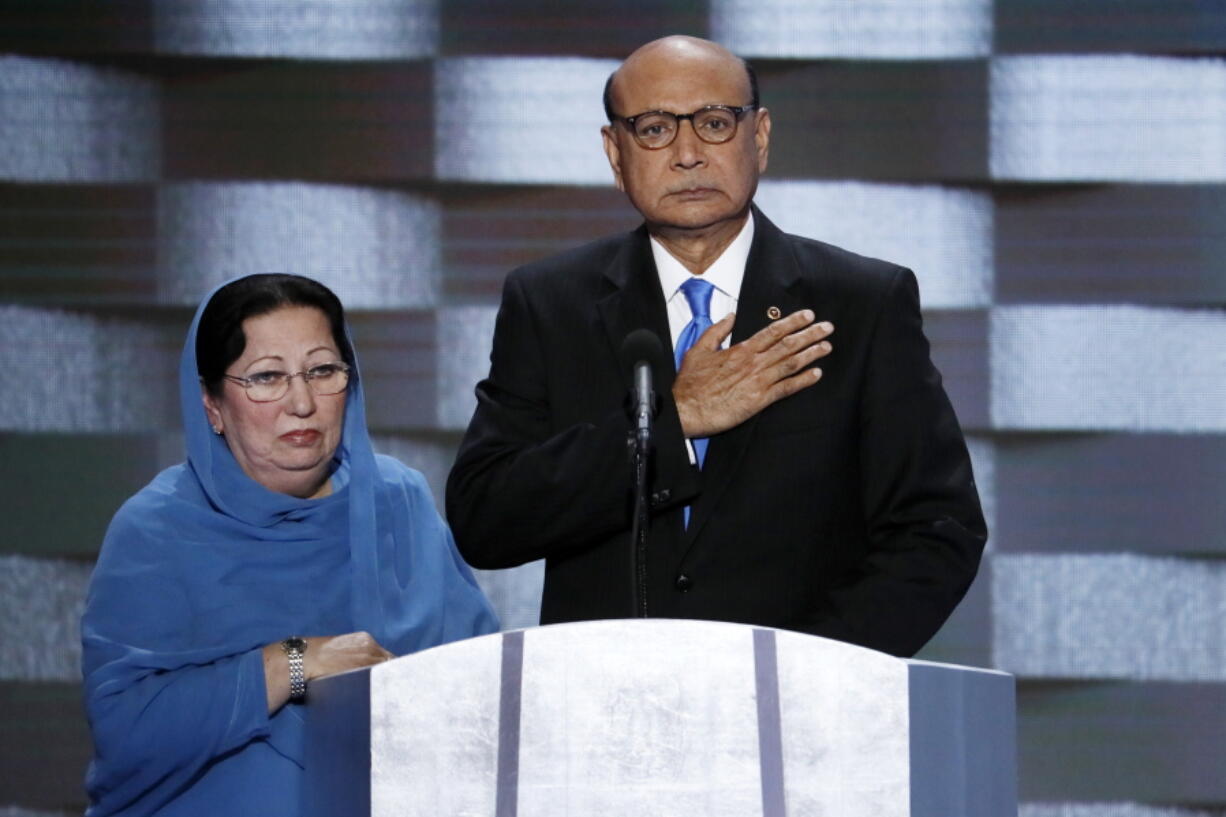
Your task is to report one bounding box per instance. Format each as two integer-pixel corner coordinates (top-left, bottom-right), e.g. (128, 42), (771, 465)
(602, 125), (626, 192)
(202, 388), (224, 435)
(754, 107), (772, 174)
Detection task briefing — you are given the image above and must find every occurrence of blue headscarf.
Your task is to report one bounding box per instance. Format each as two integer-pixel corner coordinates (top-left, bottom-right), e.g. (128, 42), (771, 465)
(82, 275), (497, 816)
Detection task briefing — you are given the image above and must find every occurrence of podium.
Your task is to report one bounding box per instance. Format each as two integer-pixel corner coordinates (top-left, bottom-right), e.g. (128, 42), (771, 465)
(306, 619), (1016, 816)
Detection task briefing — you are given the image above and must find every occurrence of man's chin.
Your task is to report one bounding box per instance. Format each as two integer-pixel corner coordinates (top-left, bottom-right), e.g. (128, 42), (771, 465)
(649, 204), (750, 235)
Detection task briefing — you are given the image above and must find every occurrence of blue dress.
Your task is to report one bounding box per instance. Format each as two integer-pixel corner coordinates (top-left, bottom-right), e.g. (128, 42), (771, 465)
(81, 277), (499, 816)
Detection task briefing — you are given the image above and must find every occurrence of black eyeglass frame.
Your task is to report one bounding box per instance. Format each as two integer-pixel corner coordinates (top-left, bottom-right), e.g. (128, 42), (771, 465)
(611, 104), (759, 150)
(215, 362), (352, 403)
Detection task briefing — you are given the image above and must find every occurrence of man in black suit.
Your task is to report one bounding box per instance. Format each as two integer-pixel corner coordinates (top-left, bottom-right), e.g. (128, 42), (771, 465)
(446, 35), (986, 658)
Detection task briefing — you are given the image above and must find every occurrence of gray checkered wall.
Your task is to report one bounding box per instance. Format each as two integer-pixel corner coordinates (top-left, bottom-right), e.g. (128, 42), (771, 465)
(3, 1), (1225, 813)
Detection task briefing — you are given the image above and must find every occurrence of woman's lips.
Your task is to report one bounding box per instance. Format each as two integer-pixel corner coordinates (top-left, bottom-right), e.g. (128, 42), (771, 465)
(280, 429), (322, 446)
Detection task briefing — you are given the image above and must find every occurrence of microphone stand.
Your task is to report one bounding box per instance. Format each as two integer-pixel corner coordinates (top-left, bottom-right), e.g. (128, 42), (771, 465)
(629, 360), (652, 618)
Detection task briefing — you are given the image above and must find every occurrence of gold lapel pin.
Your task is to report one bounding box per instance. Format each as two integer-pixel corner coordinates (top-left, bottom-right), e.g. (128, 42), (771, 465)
(767, 305), (782, 320)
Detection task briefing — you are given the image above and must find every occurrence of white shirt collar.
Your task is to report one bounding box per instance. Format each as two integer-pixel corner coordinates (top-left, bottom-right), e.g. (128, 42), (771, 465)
(650, 209), (755, 303)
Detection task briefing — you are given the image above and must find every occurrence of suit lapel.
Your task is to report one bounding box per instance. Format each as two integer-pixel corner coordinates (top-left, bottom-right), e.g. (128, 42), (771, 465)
(683, 209), (812, 546)
(595, 225), (675, 396)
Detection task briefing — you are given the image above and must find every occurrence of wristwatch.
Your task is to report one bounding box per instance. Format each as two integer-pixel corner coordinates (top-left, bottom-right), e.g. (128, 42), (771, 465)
(281, 637), (308, 702)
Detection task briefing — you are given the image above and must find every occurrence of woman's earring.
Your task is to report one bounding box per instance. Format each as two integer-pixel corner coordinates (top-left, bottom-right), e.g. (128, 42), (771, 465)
(213, 426), (223, 435)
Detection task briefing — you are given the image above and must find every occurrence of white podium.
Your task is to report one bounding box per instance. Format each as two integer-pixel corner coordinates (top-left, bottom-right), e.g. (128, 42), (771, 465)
(306, 619), (1016, 817)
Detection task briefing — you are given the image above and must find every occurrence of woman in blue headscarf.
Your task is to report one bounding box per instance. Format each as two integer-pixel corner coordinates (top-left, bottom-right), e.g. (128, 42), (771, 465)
(81, 273), (498, 816)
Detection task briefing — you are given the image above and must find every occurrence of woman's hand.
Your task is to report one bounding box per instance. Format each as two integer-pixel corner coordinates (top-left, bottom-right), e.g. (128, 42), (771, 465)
(263, 631), (393, 712)
(303, 631), (393, 680)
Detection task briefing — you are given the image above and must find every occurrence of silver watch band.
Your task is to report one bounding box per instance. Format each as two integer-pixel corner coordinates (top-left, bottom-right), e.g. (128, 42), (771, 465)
(281, 637), (308, 702)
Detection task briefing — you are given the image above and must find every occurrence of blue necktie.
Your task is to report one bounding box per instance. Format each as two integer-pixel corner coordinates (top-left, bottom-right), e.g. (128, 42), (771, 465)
(675, 278), (715, 467)
(675, 278), (715, 529)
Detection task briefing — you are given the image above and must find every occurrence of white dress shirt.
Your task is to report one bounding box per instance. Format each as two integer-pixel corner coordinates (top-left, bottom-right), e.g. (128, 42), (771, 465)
(651, 210), (755, 352)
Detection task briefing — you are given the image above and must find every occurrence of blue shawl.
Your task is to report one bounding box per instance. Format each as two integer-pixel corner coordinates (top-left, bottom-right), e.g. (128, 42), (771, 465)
(81, 277), (498, 816)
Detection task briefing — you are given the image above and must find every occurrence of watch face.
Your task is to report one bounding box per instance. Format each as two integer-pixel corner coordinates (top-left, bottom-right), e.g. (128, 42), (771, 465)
(284, 637), (307, 654)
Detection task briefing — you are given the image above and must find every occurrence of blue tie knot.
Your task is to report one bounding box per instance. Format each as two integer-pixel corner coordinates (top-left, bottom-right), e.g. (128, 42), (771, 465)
(681, 277), (715, 321)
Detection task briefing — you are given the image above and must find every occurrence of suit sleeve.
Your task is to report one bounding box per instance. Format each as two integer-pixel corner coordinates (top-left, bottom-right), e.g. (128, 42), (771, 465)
(794, 268), (987, 657)
(446, 271), (696, 569)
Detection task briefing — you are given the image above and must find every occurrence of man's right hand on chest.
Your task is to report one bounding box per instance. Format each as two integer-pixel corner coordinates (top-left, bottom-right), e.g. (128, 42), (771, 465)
(673, 309), (834, 439)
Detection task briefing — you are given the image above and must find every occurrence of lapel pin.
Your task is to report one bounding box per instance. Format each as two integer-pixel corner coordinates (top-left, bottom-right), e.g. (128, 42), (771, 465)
(767, 306), (782, 320)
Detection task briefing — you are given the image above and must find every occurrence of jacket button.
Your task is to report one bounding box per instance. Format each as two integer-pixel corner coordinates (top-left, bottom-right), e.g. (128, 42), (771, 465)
(675, 574), (693, 592)
(650, 489), (672, 507)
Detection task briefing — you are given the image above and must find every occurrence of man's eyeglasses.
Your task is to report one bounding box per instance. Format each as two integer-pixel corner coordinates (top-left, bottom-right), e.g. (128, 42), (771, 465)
(611, 104), (758, 150)
(221, 362), (351, 403)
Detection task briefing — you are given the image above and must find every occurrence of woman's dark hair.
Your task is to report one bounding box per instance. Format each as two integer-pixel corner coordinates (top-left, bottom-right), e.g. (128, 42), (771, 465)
(196, 274), (355, 398)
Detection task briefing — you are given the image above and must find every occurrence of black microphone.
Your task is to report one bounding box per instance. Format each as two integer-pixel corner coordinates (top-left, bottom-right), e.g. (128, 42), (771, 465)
(621, 329), (666, 443)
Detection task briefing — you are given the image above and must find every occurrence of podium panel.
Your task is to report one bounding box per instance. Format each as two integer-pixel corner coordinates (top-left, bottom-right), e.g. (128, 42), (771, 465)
(307, 619), (1016, 816)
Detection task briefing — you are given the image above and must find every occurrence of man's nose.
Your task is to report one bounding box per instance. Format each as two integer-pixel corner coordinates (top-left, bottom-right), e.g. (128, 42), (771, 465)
(671, 119), (707, 168)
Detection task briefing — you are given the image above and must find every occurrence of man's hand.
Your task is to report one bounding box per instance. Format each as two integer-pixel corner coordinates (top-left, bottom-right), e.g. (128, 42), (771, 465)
(673, 309), (833, 439)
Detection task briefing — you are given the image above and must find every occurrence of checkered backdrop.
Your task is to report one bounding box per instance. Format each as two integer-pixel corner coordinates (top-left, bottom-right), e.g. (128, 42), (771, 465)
(2, 1), (1225, 814)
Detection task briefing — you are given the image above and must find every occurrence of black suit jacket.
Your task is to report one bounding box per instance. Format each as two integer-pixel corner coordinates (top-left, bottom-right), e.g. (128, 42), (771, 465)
(446, 208), (986, 657)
